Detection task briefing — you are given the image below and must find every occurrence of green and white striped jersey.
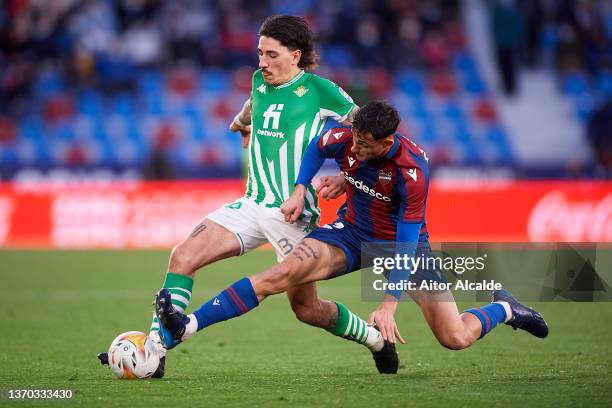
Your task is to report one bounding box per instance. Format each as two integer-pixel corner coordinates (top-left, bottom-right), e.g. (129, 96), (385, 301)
(245, 69), (356, 224)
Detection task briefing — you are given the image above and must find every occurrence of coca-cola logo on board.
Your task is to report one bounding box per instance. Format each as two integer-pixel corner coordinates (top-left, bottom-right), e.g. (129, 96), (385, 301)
(528, 191), (612, 242)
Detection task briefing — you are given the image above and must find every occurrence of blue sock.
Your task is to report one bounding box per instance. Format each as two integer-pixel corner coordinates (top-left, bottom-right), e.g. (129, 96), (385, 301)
(192, 277), (259, 331)
(465, 303), (506, 339)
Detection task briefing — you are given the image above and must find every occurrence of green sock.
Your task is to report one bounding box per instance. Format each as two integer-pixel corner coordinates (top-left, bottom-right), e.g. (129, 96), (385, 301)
(150, 272), (194, 334)
(328, 302), (382, 351)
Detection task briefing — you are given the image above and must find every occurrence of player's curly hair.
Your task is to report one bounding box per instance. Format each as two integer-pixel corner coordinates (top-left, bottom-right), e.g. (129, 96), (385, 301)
(259, 15), (319, 70)
(352, 101), (400, 140)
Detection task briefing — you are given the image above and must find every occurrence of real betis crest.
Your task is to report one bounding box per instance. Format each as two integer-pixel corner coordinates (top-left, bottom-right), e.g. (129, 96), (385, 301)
(293, 85), (309, 97)
(378, 169), (392, 185)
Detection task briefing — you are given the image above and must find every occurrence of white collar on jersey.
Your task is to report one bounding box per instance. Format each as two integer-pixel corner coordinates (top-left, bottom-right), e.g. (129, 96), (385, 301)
(274, 70), (305, 89)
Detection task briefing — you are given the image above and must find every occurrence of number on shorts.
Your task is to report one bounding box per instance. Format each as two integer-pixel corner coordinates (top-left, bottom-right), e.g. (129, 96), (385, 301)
(277, 238), (294, 256)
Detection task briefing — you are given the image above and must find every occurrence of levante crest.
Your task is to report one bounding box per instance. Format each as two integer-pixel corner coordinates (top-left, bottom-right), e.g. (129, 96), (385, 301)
(378, 169), (392, 185)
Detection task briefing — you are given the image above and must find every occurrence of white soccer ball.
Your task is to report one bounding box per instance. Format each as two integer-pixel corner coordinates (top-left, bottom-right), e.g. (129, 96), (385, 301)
(107, 331), (160, 379)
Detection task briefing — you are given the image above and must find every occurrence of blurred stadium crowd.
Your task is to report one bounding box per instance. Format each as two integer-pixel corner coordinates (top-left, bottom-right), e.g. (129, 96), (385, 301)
(0, 0), (610, 180)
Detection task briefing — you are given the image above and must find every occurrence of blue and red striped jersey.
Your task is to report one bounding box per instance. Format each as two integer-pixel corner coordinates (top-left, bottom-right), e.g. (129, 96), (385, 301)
(315, 128), (430, 241)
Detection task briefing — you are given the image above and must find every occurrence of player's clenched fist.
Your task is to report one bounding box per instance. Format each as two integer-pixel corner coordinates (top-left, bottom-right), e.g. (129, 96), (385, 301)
(229, 98), (252, 149)
(229, 122), (252, 149)
(281, 185), (306, 224)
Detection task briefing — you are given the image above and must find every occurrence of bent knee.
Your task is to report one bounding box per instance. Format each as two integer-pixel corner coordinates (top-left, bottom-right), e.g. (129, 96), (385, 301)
(438, 332), (472, 350)
(291, 303), (317, 324)
(169, 243), (199, 276)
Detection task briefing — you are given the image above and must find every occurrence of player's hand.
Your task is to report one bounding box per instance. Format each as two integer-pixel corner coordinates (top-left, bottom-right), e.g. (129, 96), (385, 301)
(280, 185), (306, 224)
(229, 121), (251, 149)
(368, 300), (405, 344)
(316, 175), (346, 200)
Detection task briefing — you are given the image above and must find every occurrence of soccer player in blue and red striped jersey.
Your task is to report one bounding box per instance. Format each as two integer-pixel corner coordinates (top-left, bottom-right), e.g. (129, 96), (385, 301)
(155, 101), (548, 371)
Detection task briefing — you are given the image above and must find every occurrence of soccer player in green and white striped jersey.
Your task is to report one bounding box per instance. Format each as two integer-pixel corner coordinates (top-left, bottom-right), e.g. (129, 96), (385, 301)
(98, 15), (397, 377)
(242, 62), (357, 225)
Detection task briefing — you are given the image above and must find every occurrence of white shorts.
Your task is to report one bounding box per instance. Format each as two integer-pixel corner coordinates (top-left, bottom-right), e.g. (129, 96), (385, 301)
(206, 197), (313, 262)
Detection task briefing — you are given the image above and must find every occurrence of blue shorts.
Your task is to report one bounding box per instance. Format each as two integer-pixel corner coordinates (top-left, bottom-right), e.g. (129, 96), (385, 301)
(306, 218), (446, 284)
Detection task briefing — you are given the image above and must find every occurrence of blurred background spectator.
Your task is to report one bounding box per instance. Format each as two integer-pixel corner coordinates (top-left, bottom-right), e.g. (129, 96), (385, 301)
(0, 0), (610, 181)
(587, 97), (612, 177)
(491, 0), (524, 96)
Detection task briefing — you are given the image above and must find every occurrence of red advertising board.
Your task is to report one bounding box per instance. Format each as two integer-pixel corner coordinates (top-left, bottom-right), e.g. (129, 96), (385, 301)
(425, 181), (611, 243)
(0, 180), (610, 248)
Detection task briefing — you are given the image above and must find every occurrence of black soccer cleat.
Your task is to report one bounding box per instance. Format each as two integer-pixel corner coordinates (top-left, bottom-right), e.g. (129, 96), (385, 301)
(492, 289), (549, 338)
(155, 289), (189, 349)
(371, 340), (399, 374)
(97, 352), (109, 366)
(151, 356), (166, 378)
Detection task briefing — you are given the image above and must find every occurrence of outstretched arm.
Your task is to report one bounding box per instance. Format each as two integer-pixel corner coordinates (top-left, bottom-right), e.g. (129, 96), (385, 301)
(295, 138), (326, 187)
(280, 138), (327, 223)
(281, 128), (352, 223)
(368, 221), (422, 344)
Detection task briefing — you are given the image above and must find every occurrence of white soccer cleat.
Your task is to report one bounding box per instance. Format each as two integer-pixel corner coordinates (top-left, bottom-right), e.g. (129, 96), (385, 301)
(148, 331), (167, 358)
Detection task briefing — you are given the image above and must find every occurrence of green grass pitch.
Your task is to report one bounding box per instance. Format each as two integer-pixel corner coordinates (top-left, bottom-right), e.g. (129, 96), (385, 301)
(1, 249), (611, 407)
